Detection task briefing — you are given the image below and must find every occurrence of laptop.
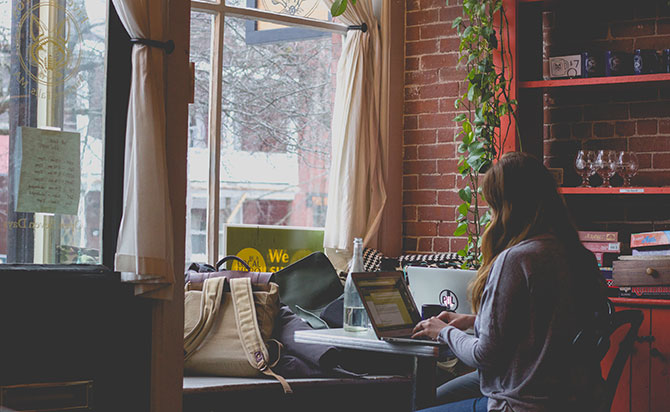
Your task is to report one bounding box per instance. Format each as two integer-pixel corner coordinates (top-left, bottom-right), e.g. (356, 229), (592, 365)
(405, 266), (477, 315)
(351, 271), (444, 346)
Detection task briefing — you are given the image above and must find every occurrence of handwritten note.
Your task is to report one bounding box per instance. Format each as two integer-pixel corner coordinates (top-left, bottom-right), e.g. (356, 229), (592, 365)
(16, 127), (80, 215)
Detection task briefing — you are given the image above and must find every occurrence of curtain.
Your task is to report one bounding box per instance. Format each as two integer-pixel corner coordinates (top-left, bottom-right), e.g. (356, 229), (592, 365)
(321, 0), (387, 272)
(112, 0), (174, 298)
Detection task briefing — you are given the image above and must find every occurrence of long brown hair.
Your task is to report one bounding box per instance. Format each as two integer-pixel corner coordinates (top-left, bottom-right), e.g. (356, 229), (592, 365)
(470, 152), (583, 313)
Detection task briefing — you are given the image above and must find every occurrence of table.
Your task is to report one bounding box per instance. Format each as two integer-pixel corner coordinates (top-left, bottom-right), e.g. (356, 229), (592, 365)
(295, 328), (449, 410)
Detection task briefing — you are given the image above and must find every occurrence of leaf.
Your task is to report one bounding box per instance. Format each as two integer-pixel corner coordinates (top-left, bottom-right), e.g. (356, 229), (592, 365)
(458, 187), (472, 202)
(330, 0), (348, 17)
(454, 223), (468, 236)
(452, 16), (462, 29)
(458, 203), (470, 216)
(454, 113), (467, 122)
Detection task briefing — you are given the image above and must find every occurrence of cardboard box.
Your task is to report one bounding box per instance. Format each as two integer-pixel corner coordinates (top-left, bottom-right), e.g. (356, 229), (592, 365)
(583, 242), (621, 253)
(578, 231), (618, 242)
(630, 231), (670, 248)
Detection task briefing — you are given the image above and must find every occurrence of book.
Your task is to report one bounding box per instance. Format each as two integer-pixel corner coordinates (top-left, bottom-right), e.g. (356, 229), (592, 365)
(619, 286), (670, 300)
(630, 230), (670, 248)
(578, 231), (618, 242)
(632, 247), (670, 256)
(583, 242), (621, 253)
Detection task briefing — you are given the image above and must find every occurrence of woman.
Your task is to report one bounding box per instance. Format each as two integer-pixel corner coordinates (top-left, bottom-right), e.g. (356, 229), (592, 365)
(412, 152), (608, 412)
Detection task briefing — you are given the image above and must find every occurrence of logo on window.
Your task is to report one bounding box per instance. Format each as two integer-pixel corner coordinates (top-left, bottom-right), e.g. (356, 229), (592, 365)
(15, 1), (84, 88)
(438, 289), (459, 312)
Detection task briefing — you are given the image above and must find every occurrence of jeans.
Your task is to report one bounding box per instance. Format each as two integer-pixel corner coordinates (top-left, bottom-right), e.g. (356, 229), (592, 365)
(436, 370), (482, 404)
(417, 396), (488, 412)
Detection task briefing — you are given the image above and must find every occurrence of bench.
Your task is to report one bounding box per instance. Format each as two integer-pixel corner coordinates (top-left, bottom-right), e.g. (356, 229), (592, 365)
(183, 375), (413, 412)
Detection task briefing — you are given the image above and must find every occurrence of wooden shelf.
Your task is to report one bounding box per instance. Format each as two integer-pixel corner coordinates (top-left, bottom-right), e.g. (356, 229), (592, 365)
(519, 73), (670, 90)
(559, 187), (670, 195)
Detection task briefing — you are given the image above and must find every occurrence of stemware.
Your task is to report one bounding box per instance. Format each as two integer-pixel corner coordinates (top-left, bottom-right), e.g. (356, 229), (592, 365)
(616, 151), (639, 187)
(595, 150), (617, 188)
(574, 150), (596, 187)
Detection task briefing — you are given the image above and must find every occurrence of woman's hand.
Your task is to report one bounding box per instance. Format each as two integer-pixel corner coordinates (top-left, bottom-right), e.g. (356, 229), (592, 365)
(436, 311), (476, 331)
(411, 317), (448, 341)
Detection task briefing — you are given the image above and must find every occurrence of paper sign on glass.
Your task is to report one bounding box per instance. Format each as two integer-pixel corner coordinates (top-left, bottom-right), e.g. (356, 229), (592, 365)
(16, 127), (80, 215)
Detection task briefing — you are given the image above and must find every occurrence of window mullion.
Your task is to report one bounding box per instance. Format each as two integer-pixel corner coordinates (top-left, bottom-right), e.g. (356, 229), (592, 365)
(206, 11), (225, 266)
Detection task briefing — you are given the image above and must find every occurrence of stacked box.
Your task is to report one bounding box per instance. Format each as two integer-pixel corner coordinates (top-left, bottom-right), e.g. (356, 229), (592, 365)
(579, 231), (620, 266)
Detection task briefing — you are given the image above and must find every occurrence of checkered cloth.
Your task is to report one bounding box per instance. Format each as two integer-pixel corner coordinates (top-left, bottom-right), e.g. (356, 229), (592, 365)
(361, 248), (463, 272)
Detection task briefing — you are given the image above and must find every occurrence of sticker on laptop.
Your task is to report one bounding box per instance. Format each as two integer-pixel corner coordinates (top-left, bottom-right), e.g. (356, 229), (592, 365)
(439, 289), (459, 311)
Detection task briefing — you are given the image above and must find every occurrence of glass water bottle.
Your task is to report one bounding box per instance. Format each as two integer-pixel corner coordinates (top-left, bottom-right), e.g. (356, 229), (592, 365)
(343, 237), (369, 332)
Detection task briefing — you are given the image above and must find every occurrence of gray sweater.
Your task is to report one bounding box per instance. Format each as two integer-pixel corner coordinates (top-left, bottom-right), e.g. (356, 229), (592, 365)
(439, 234), (605, 412)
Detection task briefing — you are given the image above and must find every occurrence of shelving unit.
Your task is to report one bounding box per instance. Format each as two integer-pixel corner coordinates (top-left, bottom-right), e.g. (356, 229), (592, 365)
(508, 1), (670, 410)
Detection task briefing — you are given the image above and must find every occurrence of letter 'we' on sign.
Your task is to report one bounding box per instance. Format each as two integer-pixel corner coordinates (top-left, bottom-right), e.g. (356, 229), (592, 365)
(15, 126), (81, 216)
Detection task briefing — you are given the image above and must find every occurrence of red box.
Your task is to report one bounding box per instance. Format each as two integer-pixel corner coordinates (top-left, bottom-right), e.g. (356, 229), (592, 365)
(630, 231), (670, 248)
(583, 242), (621, 253)
(578, 231), (618, 242)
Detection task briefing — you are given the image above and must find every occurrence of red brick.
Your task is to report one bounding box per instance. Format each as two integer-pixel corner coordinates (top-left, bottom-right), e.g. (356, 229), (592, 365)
(404, 222), (438, 236)
(630, 136), (670, 152)
(450, 237), (468, 253)
(438, 127), (459, 142)
(634, 35), (670, 51)
(407, 10), (440, 27)
(404, 190), (437, 205)
(406, 40), (440, 56)
(437, 190), (462, 206)
(440, 6), (464, 23)
(439, 66), (468, 81)
(418, 206), (449, 221)
(637, 119), (658, 135)
(419, 143), (452, 159)
(439, 98), (457, 113)
(615, 121), (636, 136)
(405, 86), (420, 100)
(433, 237), (451, 252)
(660, 119), (670, 133)
(653, 153), (670, 169)
(405, 99), (440, 114)
(582, 104), (628, 121)
(633, 170), (670, 186)
(592, 39), (635, 54)
(406, 69), (439, 85)
(630, 101), (670, 119)
(573, 123), (592, 139)
(659, 18), (670, 35)
(406, 57), (420, 71)
(551, 123), (571, 139)
(611, 20), (655, 38)
(421, 23), (452, 39)
(419, 174), (455, 190)
(594, 122), (615, 138)
(420, 0), (447, 10)
(403, 206), (417, 221)
(419, 82), (459, 99)
(637, 153), (652, 169)
(404, 160), (437, 175)
(404, 145), (418, 160)
(418, 237), (434, 253)
(549, 107), (583, 123)
(421, 53), (458, 70)
(437, 158), (460, 173)
(418, 113), (452, 129)
(406, 0), (420, 12)
(405, 130), (437, 145)
(440, 37), (461, 53)
(403, 176), (418, 191)
(404, 115), (418, 130)
(438, 222), (459, 237)
(406, 26), (420, 42)
(403, 237), (418, 252)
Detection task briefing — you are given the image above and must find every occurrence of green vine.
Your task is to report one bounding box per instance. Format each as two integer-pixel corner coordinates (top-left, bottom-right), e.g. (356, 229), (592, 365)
(450, 0), (518, 269)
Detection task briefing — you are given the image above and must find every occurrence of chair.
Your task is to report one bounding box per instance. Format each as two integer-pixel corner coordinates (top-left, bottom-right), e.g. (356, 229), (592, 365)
(573, 301), (643, 412)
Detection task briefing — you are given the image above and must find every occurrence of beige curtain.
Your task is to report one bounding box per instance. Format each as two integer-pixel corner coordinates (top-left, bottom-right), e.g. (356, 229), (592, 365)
(112, 0), (174, 298)
(321, 0), (387, 272)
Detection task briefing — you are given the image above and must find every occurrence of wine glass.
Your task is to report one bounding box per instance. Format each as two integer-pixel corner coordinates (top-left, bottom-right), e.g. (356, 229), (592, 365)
(616, 151), (639, 187)
(595, 150), (617, 188)
(574, 150), (596, 187)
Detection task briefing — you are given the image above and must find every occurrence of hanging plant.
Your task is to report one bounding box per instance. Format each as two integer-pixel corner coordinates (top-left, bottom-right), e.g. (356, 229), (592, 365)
(450, 0), (518, 269)
(330, 0), (356, 17)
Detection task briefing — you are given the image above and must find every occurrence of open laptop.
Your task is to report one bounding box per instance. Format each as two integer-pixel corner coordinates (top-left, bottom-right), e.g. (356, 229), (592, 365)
(351, 271), (444, 346)
(406, 266), (476, 315)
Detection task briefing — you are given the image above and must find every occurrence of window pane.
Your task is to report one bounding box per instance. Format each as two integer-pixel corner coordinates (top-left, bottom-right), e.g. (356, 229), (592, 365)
(219, 16), (339, 257)
(0, 0), (107, 264)
(231, 0), (330, 21)
(186, 10), (213, 265)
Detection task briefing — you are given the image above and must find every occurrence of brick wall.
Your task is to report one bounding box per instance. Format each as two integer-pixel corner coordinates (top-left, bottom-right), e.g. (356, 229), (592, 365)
(402, 0), (670, 254)
(403, 0), (465, 254)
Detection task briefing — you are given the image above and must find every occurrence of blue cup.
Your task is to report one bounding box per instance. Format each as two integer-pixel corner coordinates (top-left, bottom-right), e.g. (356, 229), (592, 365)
(605, 51), (630, 76)
(663, 49), (670, 73)
(582, 52), (602, 78)
(634, 49), (659, 75)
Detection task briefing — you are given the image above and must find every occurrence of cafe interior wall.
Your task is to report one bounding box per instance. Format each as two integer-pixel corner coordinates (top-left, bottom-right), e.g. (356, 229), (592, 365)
(402, 0), (670, 255)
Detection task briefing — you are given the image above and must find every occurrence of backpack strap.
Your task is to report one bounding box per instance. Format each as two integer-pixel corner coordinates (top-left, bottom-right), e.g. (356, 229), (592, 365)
(184, 277), (225, 360)
(230, 278), (292, 394)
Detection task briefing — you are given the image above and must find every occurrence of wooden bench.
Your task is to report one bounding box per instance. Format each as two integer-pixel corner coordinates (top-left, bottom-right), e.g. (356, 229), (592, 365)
(183, 375), (413, 412)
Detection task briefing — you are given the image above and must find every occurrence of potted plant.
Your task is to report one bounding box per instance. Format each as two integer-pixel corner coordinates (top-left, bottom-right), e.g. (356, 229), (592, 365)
(450, 0), (517, 269)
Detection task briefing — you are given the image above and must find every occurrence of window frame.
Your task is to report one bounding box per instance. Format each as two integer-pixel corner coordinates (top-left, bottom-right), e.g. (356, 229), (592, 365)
(190, 0), (350, 265)
(0, 0), (130, 274)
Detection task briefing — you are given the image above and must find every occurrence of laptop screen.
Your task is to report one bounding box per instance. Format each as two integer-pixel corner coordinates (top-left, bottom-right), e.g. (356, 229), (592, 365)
(352, 272), (422, 334)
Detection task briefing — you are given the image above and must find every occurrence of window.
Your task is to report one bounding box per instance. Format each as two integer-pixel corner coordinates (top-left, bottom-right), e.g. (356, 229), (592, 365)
(0, 0), (117, 265)
(187, 0), (345, 265)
